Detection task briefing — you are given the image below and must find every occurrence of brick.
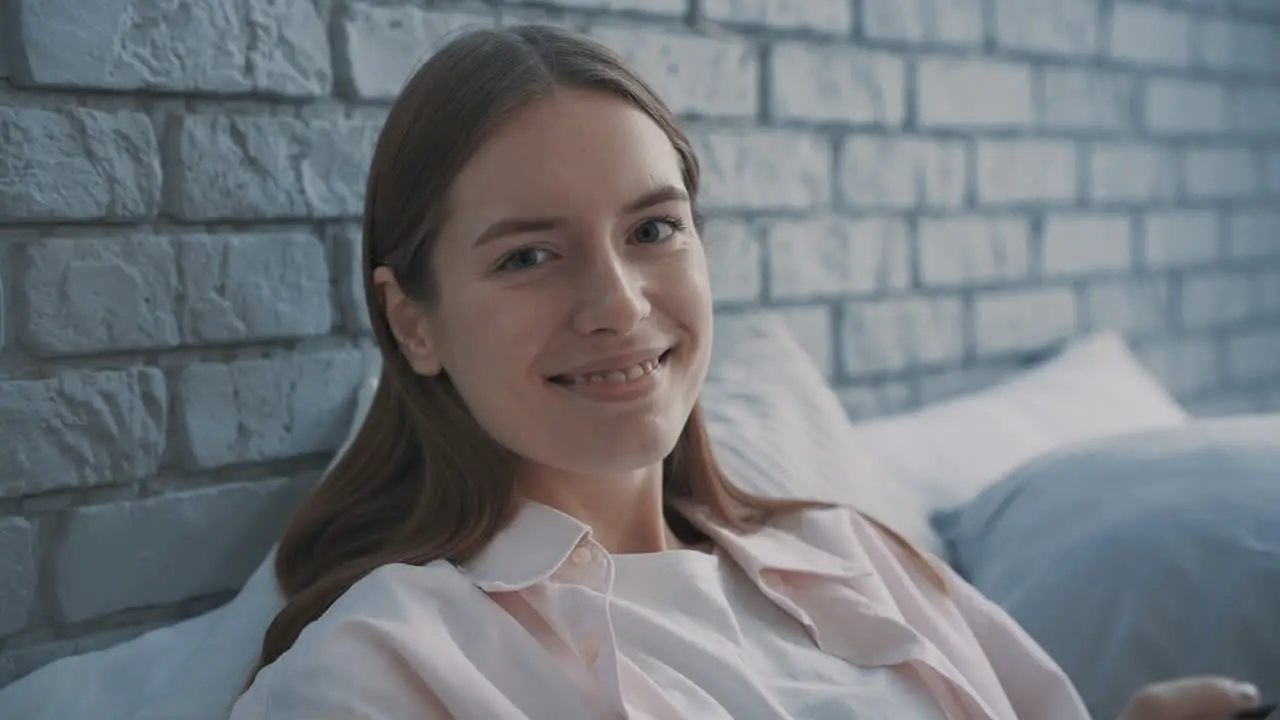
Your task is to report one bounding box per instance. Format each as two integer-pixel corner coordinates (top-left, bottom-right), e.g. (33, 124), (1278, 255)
(862, 0), (984, 46)
(1108, 2), (1194, 67)
(1253, 268), (1280, 315)
(1083, 277), (1173, 335)
(0, 518), (36, 636)
(329, 224), (371, 333)
(1182, 147), (1259, 200)
(975, 140), (1077, 205)
(1269, 151), (1280, 195)
(177, 233), (333, 343)
(765, 218), (910, 299)
(18, 235), (180, 356)
(1179, 270), (1257, 327)
(508, 0), (685, 14)
(1194, 17), (1277, 74)
(1234, 0), (1280, 17)
(51, 477), (314, 623)
(973, 287), (1078, 356)
(0, 368), (166, 498)
(1087, 143), (1179, 204)
(692, 128), (831, 211)
(0, 107), (160, 221)
(840, 297), (966, 376)
(917, 59), (1034, 129)
(1185, 390), (1264, 417)
(177, 349), (370, 470)
(1133, 335), (1220, 397)
(17, 232), (332, 356)
(1225, 327), (1280, 383)
(701, 0), (854, 33)
(163, 114), (380, 221)
(336, 5), (493, 101)
(772, 305), (835, 379)
(1230, 86), (1280, 135)
(837, 136), (966, 209)
(1144, 79), (1228, 135)
(1042, 214), (1134, 275)
(11, 0), (329, 95)
(837, 381), (915, 420)
(992, 0), (1100, 56)
(1227, 210), (1280, 259)
(1142, 211), (1220, 267)
(917, 217), (1032, 286)
(702, 220), (761, 303)
(1037, 67), (1137, 132)
(769, 44), (904, 126)
(592, 27), (757, 119)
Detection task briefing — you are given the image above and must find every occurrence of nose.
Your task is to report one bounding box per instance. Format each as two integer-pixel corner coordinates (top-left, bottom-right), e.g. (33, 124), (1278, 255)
(570, 247), (651, 336)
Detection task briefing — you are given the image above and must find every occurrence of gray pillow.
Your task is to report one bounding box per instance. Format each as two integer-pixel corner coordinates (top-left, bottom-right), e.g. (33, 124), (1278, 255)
(932, 415), (1280, 720)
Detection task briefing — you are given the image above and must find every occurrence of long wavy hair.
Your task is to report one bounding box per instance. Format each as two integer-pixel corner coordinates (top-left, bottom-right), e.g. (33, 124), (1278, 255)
(249, 24), (829, 680)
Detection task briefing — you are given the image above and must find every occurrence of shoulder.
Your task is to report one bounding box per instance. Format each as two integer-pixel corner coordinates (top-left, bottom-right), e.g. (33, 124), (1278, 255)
(281, 559), (480, 660)
(232, 560), (477, 718)
(293, 559), (493, 658)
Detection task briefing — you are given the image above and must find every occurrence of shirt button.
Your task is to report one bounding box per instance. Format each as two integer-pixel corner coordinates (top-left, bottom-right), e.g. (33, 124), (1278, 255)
(570, 546), (593, 566)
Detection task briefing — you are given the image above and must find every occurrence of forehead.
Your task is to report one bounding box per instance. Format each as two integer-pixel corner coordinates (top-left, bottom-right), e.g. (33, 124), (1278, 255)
(447, 88), (686, 220)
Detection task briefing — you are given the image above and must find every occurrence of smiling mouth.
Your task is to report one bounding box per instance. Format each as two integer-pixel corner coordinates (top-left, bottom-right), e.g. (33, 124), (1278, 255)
(548, 349), (674, 386)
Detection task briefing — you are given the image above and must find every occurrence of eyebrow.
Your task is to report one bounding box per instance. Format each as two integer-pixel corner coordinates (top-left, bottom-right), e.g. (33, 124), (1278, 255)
(471, 185), (690, 248)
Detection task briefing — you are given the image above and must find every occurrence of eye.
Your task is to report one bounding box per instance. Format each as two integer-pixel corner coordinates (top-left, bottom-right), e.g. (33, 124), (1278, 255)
(631, 216), (685, 245)
(497, 247), (551, 272)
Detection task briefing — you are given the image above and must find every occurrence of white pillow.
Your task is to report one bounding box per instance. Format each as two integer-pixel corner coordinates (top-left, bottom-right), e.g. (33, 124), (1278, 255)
(703, 313), (936, 549)
(850, 331), (1190, 544)
(0, 378), (381, 720)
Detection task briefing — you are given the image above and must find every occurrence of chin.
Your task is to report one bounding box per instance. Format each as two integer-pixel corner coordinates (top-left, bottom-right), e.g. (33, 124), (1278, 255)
(558, 421), (686, 476)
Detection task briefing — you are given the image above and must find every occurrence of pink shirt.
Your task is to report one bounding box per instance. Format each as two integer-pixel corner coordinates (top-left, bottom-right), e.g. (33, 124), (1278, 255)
(230, 501), (1090, 719)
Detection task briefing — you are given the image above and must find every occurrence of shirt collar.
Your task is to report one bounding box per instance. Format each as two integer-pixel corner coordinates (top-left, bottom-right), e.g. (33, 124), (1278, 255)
(460, 500), (592, 592)
(673, 499), (874, 582)
(460, 498), (872, 592)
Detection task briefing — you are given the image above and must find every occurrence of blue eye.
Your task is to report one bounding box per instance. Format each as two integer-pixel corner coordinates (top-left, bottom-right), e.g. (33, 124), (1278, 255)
(498, 247), (550, 272)
(632, 217), (684, 245)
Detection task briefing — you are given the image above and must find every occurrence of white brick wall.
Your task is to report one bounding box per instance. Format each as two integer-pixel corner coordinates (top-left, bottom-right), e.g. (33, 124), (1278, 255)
(2, 0), (1279, 686)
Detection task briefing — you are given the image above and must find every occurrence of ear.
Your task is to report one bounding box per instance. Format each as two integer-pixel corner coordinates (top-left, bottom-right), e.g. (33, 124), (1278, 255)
(372, 266), (443, 376)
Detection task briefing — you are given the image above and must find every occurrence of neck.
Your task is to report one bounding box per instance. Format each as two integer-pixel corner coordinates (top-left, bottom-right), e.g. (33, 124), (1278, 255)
(517, 462), (686, 555)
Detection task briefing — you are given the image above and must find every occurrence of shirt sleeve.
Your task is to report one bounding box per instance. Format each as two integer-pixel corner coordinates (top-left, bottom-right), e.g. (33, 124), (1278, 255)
(938, 560), (1092, 720)
(228, 616), (454, 720)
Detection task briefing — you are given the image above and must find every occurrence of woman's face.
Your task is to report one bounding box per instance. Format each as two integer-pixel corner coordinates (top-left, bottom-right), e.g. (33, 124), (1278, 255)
(392, 88), (712, 481)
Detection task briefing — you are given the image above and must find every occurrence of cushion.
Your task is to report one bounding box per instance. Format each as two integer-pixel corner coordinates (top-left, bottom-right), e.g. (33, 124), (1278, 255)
(851, 331), (1190, 550)
(703, 313), (935, 549)
(932, 415), (1280, 720)
(0, 378), (381, 720)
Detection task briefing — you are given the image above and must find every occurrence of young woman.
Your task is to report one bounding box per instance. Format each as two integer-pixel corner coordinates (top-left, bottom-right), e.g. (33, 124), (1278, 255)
(231, 25), (1262, 720)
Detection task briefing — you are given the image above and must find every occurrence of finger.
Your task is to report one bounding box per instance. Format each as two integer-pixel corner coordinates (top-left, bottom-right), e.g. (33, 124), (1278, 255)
(1135, 676), (1260, 719)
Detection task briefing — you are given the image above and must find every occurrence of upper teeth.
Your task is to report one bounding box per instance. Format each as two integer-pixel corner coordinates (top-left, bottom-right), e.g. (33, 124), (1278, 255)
(567, 356), (663, 385)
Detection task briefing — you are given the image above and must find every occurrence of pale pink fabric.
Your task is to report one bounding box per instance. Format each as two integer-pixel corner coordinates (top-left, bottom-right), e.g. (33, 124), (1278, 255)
(230, 501), (1090, 719)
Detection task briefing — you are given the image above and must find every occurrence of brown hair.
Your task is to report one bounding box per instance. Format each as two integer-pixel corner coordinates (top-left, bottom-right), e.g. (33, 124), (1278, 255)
(250, 24), (827, 680)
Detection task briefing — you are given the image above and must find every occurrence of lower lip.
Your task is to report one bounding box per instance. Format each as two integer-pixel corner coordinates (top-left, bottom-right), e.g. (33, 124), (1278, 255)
(550, 353), (669, 403)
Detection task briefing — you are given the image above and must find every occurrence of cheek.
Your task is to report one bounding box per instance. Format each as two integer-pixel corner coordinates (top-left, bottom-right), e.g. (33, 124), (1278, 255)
(439, 300), (538, 380)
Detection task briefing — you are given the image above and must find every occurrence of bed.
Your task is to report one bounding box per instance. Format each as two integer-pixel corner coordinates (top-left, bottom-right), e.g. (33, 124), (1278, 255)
(0, 315), (1274, 719)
